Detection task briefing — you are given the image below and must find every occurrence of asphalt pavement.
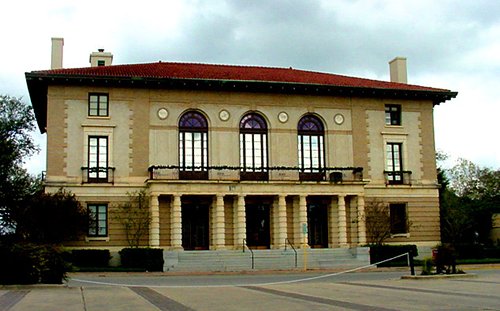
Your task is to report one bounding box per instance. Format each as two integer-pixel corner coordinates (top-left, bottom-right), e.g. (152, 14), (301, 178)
(1, 266), (499, 310)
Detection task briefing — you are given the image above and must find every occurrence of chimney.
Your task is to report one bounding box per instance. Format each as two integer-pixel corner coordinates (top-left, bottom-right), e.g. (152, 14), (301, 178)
(89, 48), (113, 67)
(389, 57), (407, 84)
(51, 37), (64, 69)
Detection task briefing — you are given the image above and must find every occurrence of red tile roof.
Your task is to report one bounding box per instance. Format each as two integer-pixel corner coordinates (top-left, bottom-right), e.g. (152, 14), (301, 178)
(32, 62), (449, 93)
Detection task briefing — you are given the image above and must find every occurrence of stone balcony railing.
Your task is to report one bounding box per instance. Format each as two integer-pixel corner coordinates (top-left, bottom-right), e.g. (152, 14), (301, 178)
(148, 165), (364, 183)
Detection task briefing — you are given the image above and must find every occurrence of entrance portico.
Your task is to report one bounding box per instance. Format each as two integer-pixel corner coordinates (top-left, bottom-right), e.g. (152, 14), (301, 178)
(148, 182), (367, 251)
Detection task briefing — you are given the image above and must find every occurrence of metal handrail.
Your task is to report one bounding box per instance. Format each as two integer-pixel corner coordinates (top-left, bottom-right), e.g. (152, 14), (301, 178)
(242, 238), (255, 269)
(285, 238), (298, 268)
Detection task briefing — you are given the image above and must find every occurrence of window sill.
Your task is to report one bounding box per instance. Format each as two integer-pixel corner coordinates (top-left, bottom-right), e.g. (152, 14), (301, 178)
(85, 236), (109, 242)
(87, 116), (111, 120)
(390, 233), (410, 238)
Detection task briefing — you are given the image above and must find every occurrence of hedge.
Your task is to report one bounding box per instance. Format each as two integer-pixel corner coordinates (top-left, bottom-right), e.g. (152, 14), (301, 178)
(119, 248), (164, 272)
(370, 244), (418, 267)
(0, 243), (68, 284)
(71, 249), (111, 267)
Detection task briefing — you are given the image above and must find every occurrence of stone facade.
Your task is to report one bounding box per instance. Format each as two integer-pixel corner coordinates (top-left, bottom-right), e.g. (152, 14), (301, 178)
(26, 60), (456, 254)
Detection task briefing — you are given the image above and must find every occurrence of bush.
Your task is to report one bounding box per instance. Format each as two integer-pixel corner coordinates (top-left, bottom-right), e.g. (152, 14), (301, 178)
(484, 246), (500, 258)
(454, 244), (485, 259)
(71, 249), (111, 267)
(421, 258), (434, 275)
(0, 243), (68, 284)
(119, 248), (164, 272)
(434, 244), (457, 274)
(370, 244), (418, 267)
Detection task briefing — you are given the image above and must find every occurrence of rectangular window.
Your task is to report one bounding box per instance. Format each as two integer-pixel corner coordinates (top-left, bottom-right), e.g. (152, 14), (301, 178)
(390, 203), (408, 234)
(88, 93), (109, 117)
(385, 104), (401, 126)
(88, 204), (108, 237)
(88, 136), (108, 182)
(386, 142), (403, 184)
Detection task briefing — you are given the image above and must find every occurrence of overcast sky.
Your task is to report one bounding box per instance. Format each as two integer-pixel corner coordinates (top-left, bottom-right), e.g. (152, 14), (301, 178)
(1, 0), (499, 174)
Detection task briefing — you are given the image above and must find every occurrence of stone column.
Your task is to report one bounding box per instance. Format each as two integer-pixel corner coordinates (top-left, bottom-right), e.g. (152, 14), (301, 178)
(277, 195), (287, 249)
(149, 194), (160, 247)
(298, 195), (309, 248)
(234, 195), (246, 249)
(213, 194), (226, 249)
(329, 197), (339, 248)
(171, 194), (183, 249)
(357, 194), (367, 245)
(337, 195), (348, 247)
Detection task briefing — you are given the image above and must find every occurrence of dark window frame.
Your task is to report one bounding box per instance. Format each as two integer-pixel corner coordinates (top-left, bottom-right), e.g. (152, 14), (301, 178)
(179, 111), (209, 180)
(88, 136), (109, 183)
(88, 93), (109, 117)
(386, 142), (403, 185)
(88, 203), (108, 237)
(385, 104), (401, 126)
(390, 203), (408, 234)
(240, 113), (268, 181)
(298, 115), (325, 181)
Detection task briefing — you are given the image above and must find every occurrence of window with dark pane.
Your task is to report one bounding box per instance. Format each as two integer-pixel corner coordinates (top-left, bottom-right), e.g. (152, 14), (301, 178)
(386, 142), (403, 184)
(179, 111), (208, 179)
(385, 104), (401, 126)
(88, 136), (108, 182)
(239, 113), (268, 180)
(390, 203), (408, 234)
(88, 204), (108, 237)
(88, 93), (109, 117)
(298, 115), (325, 180)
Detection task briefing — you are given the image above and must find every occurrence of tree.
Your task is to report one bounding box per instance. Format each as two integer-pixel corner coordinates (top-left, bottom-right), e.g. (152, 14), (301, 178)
(14, 189), (88, 243)
(365, 200), (392, 245)
(440, 156), (500, 246)
(0, 95), (39, 234)
(114, 190), (151, 248)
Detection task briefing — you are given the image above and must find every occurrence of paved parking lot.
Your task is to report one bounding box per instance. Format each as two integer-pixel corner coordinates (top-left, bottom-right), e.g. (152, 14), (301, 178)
(1, 267), (499, 310)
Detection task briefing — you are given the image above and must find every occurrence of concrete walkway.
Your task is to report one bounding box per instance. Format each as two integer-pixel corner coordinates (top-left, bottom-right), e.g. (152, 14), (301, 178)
(1, 266), (499, 310)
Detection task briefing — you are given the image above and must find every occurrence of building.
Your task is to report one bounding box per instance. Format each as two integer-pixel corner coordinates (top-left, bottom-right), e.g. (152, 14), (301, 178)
(25, 39), (457, 270)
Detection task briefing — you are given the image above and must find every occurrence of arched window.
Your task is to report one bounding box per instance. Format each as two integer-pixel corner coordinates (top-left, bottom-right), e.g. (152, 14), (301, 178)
(179, 111), (208, 180)
(298, 115), (325, 181)
(239, 113), (268, 181)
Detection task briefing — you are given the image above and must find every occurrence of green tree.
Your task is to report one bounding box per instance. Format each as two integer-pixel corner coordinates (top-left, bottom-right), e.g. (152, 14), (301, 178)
(14, 189), (88, 243)
(114, 190), (151, 248)
(0, 95), (39, 234)
(441, 156), (500, 245)
(365, 200), (392, 245)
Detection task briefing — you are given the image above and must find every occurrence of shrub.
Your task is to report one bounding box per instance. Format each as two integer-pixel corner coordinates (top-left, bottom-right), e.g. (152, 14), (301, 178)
(370, 244), (418, 267)
(71, 249), (111, 267)
(454, 244), (485, 259)
(484, 246), (500, 258)
(119, 248), (164, 272)
(421, 258), (434, 275)
(434, 244), (457, 274)
(0, 243), (68, 284)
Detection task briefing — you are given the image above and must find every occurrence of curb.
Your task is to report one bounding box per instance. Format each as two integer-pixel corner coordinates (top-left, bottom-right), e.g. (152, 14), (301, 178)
(401, 273), (477, 280)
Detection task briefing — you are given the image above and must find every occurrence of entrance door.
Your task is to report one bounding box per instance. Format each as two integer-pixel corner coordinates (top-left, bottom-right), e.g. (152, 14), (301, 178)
(246, 203), (270, 249)
(182, 203), (209, 250)
(308, 203), (328, 248)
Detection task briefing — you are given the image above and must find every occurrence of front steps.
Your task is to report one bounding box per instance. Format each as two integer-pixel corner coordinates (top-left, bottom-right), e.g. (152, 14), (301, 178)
(163, 247), (370, 272)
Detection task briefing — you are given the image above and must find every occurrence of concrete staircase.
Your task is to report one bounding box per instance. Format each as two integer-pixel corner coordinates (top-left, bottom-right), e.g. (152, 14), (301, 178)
(163, 247), (370, 272)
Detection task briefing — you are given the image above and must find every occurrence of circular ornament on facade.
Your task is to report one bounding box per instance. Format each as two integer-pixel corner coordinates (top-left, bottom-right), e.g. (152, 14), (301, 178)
(334, 113), (344, 125)
(219, 109), (230, 121)
(278, 111), (289, 123)
(157, 108), (169, 120)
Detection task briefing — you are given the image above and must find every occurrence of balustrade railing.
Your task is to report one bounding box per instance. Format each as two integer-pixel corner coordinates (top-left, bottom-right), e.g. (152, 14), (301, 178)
(148, 165), (364, 183)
